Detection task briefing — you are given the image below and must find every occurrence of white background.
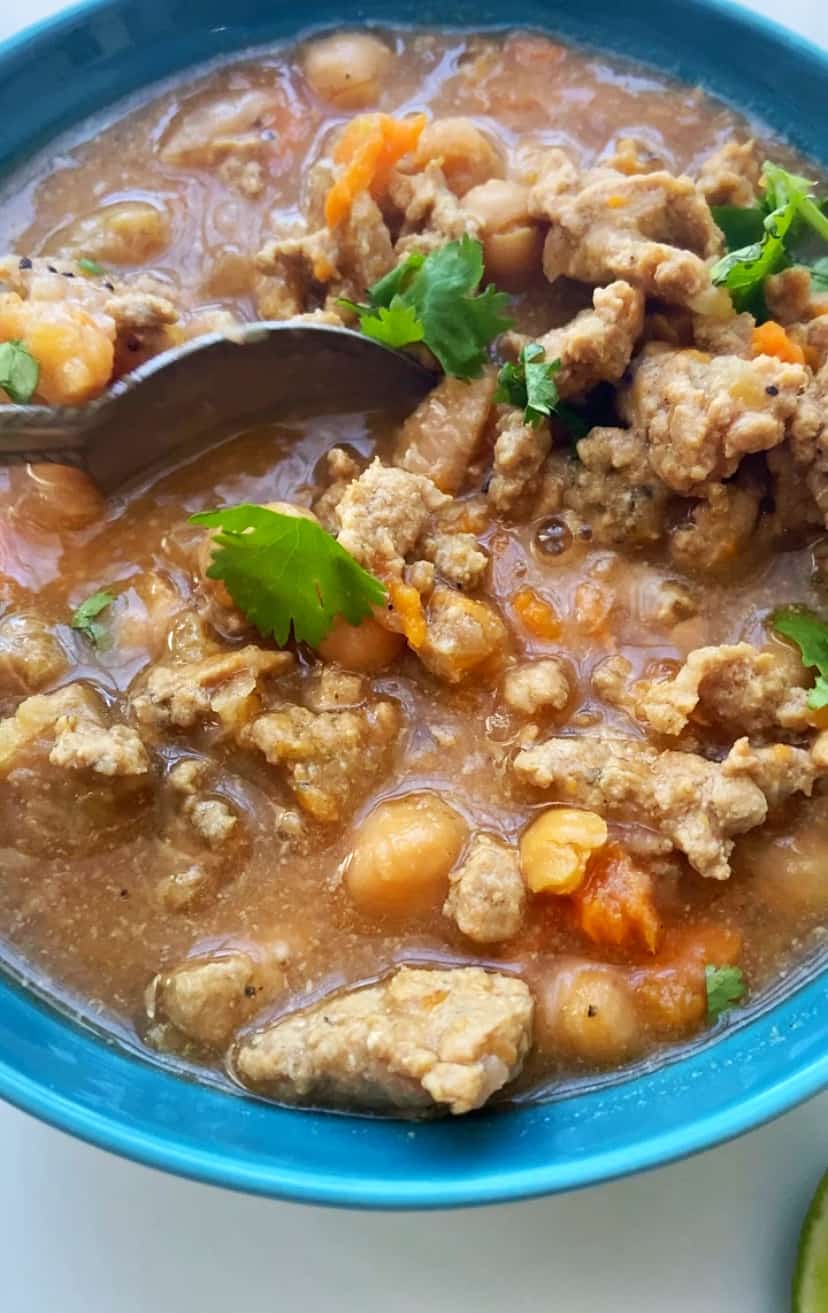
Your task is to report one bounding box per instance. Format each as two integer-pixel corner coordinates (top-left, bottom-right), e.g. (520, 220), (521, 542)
(1, 1), (827, 1310)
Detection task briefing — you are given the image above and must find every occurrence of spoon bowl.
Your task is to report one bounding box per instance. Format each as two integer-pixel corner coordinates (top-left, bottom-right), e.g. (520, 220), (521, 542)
(0, 322), (436, 491)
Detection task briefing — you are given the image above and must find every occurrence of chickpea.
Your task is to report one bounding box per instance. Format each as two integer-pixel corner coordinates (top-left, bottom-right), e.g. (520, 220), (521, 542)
(11, 463), (104, 531)
(463, 179), (543, 287)
(345, 792), (468, 916)
(303, 33), (393, 109)
(534, 962), (641, 1065)
(49, 200), (171, 266)
(519, 808), (608, 895)
(414, 118), (504, 197)
(318, 613), (405, 672)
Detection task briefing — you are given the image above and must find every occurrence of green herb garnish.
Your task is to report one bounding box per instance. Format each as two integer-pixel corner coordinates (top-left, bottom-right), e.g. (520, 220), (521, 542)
(705, 964), (746, 1021)
(811, 257), (828, 294)
(712, 162), (828, 318)
(77, 258), (104, 276)
(772, 607), (828, 709)
(340, 236), (513, 379)
(71, 589), (114, 647)
(191, 504), (387, 647)
(495, 343), (561, 426)
(0, 339), (39, 404)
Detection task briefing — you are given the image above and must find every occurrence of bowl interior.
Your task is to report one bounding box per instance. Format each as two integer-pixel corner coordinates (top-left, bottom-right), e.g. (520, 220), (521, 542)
(0, 0), (827, 1206)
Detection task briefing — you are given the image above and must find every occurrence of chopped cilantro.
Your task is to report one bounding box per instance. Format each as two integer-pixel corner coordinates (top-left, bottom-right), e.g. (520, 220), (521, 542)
(0, 339), (39, 404)
(772, 606), (828, 709)
(341, 236), (513, 379)
(71, 589), (114, 647)
(77, 258), (104, 276)
(495, 343), (561, 427)
(705, 964), (746, 1021)
(712, 162), (828, 319)
(191, 504), (387, 647)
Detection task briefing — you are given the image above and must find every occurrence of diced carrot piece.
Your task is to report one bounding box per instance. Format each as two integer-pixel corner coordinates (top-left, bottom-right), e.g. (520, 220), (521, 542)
(324, 112), (427, 228)
(630, 922), (742, 1033)
(573, 843), (660, 953)
(751, 319), (806, 364)
(512, 586), (560, 639)
(388, 579), (427, 648)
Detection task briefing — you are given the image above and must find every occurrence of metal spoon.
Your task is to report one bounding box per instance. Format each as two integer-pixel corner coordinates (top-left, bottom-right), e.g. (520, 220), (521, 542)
(0, 323), (436, 493)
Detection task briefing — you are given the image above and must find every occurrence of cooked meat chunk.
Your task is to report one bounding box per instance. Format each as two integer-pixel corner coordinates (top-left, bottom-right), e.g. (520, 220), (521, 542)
(530, 151), (722, 306)
(243, 697), (399, 822)
(149, 953), (259, 1049)
(502, 658), (570, 715)
(698, 141), (761, 207)
(256, 191), (394, 314)
(443, 836), (526, 943)
(233, 965), (533, 1114)
(132, 647), (294, 734)
(335, 459), (449, 579)
(0, 612), (67, 695)
(0, 684), (142, 774)
(105, 288), (178, 331)
(182, 796), (238, 847)
(50, 716), (149, 776)
(422, 532), (488, 590)
(723, 738), (819, 811)
(549, 427), (672, 547)
(488, 408), (552, 513)
(505, 281), (645, 400)
(765, 268), (828, 326)
(514, 734), (821, 880)
(634, 643), (811, 738)
(390, 160), (482, 254)
(417, 587), (507, 684)
(312, 447), (363, 530)
(692, 310), (755, 357)
(393, 372), (497, 495)
(669, 479), (760, 574)
(620, 344), (807, 493)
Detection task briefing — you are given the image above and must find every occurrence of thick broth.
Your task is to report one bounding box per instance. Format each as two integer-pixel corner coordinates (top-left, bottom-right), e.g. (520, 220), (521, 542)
(0, 29), (827, 1110)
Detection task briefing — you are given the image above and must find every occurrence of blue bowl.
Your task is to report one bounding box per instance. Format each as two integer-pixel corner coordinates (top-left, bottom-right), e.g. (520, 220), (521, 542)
(1, 0), (827, 1208)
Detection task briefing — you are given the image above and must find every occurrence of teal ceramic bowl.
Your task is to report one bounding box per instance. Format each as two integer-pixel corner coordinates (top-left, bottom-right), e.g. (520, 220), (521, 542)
(0, 0), (827, 1208)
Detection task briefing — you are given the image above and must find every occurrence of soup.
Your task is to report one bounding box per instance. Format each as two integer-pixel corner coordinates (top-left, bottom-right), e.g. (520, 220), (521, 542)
(1, 28), (827, 1116)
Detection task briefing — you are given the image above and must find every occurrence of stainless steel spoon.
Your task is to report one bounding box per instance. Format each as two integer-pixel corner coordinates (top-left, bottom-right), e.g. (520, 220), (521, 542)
(0, 322), (437, 492)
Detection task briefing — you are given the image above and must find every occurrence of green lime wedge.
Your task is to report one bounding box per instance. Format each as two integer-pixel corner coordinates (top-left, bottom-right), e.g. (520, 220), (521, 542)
(793, 1169), (828, 1313)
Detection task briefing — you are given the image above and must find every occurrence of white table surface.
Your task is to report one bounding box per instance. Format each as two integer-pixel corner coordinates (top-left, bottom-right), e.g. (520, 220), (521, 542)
(1, 2), (827, 1310)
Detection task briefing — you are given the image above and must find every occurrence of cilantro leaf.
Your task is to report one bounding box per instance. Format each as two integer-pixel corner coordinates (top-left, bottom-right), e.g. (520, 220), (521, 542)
(712, 163), (828, 319)
(712, 204), (766, 251)
(772, 606), (828, 709)
(191, 504), (387, 647)
(0, 339), (39, 404)
(705, 964), (746, 1021)
(811, 257), (828, 293)
(495, 343), (561, 426)
(71, 589), (114, 647)
(360, 302), (425, 349)
(341, 236), (513, 379)
(77, 257), (104, 276)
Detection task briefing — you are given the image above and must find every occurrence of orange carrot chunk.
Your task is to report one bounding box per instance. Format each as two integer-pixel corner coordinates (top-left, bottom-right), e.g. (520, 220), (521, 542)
(573, 843), (661, 954)
(751, 319), (806, 364)
(324, 112), (427, 228)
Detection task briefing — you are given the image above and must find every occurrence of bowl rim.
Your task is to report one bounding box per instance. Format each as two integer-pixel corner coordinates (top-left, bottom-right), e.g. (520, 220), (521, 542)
(1, 0), (828, 1209)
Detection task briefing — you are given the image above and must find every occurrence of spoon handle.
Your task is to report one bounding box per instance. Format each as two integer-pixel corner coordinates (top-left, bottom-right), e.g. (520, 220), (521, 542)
(0, 405), (87, 466)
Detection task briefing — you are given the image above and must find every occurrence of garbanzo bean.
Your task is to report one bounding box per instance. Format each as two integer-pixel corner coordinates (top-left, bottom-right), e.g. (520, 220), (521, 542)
(534, 962), (640, 1064)
(318, 613), (405, 672)
(414, 118), (504, 196)
(345, 792), (468, 915)
(48, 200), (171, 266)
(463, 179), (543, 286)
(303, 33), (393, 109)
(519, 808), (608, 894)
